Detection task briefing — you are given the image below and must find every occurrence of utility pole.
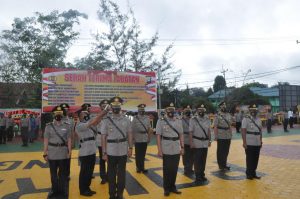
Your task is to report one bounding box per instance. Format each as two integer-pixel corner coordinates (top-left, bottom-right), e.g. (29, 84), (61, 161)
(242, 69), (251, 86)
(157, 66), (162, 115)
(221, 65), (228, 102)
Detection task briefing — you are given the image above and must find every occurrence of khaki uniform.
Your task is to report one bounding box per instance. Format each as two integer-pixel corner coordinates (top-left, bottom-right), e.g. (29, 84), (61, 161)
(76, 121), (97, 194)
(44, 122), (71, 196)
(182, 117), (194, 174)
(242, 115), (262, 177)
(101, 115), (132, 198)
(131, 115), (151, 172)
(214, 112), (232, 169)
(156, 117), (183, 193)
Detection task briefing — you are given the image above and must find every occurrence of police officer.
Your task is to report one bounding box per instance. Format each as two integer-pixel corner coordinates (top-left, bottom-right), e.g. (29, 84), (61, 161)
(242, 104), (263, 180)
(0, 113), (6, 144)
(189, 104), (211, 184)
(6, 114), (14, 141)
(267, 108), (272, 133)
(76, 105), (108, 196)
(182, 105), (194, 175)
(60, 103), (74, 180)
(96, 99), (110, 184)
(101, 97), (133, 199)
(214, 101), (233, 171)
(20, 113), (29, 147)
(283, 109), (289, 132)
(156, 103), (184, 196)
(132, 104), (151, 173)
(43, 106), (72, 198)
(81, 103), (92, 113)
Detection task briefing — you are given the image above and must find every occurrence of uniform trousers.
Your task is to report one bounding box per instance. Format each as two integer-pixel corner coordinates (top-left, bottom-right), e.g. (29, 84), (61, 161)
(267, 119), (272, 133)
(135, 142), (147, 171)
(289, 117), (294, 128)
(21, 127), (28, 145)
(107, 155), (127, 198)
(236, 122), (241, 133)
(66, 158), (71, 177)
(0, 126), (6, 144)
(79, 154), (96, 193)
(98, 146), (107, 180)
(193, 148), (208, 180)
(217, 139), (231, 169)
(163, 154), (180, 192)
(7, 126), (13, 141)
(245, 145), (261, 177)
(183, 144), (194, 173)
(283, 118), (289, 132)
(48, 158), (69, 195)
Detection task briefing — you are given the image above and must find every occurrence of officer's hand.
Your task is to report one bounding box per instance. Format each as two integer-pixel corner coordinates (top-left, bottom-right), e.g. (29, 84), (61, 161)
(208, 142), (211, 147)
(180, 148), (184, 156)
(147, 136), (151, 144)
(158, 150), (163, 157)
(128, 148), (133, 158)
(214, 137), (218, 141)
(243, 143), (247, 149)
(67, 152), (72, 159)
(102, 154), (108, 161)
(43, 154), (48, 162)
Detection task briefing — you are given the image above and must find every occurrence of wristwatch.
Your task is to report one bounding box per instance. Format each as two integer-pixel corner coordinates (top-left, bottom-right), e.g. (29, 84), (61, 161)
(43, 154), (48, 158)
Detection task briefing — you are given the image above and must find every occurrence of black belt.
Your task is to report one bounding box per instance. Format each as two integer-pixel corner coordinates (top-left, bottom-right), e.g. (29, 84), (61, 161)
(48, 142), (66, 147)
(247, 131), (261, 135)
(138, 131), (147, 134)
(217, 126), (229, 130)
(162, 136), (179, 141)
(193, 135), (209, 141)
(184, 132), (189, 135)
(97, 132), (101, 135)
(107, 138), (127, 143)
(80, 137), (95, 143)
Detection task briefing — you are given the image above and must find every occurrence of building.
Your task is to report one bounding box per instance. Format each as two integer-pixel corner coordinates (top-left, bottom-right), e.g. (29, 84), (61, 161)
(249, 87), (279, 112)
(278, 84), (300, 111)
(207, 88), (234, 107)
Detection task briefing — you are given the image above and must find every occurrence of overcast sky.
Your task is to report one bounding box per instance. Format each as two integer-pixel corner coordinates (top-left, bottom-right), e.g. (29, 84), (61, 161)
(1, 0), (300, 89)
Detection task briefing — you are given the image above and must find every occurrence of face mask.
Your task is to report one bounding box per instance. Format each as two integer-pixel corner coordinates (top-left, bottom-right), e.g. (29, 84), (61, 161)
(139, 111), (145, 115)
(185, 111), (191, 117)
(250, 111), (257, 117)
(55, 115), (62, 121)
(198, 112), (204, 117)
(84, 114), (90, 121)
(167, 111), (174, 118)
(112, 107), (121, 114)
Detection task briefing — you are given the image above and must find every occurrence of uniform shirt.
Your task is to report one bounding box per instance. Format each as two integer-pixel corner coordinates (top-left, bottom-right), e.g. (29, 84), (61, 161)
(6, 117), (14, 127)
(0, 117), (6, 127)
(182, 117), (191, 145)
(214, 112), (232, 140)
(156, 117), (183, 155)
(242, 116), (262, 146)
(96, 117), (108, 147)
(131, 115), (151, 143)
(44, 122), (71, 160)
(101, 115), (132, 156)
(76, 122), (97, 157)
(189, 115), (210, 148)
(20, 118), (29, 127)
(288, 111), (293, 118)
(235, 112), (242, 122)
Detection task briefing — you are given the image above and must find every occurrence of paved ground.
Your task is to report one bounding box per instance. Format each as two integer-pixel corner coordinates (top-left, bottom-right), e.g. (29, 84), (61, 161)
(0, 125), (300, 199)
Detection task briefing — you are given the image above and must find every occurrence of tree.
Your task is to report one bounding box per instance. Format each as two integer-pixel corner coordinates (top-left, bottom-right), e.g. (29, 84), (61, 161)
(0, 52), (20, 83)
(0, 10), (88, 82)
(243, 82), (268, 88)
(206, 87), (213, 97)
(213, 75), (226, 92)
(75, 0), (181, 87)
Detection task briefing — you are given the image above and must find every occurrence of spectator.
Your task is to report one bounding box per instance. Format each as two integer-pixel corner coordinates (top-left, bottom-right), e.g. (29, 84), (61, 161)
(288, 108), (294, 128)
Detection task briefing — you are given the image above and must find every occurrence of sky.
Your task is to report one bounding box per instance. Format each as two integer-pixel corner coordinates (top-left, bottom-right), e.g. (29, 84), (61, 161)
(1, 0), (300, 90)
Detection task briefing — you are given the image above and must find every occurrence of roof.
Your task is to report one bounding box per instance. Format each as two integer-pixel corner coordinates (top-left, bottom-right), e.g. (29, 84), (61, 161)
(249, 87), (279, 97)
(208, 88), (234, 99)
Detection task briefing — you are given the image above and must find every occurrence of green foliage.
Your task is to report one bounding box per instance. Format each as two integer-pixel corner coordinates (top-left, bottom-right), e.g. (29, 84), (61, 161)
(243, 82), (268, 88)
(75, 0), (181, 88)
(213, 75), (226, 92)
(0, 10), (87, 82)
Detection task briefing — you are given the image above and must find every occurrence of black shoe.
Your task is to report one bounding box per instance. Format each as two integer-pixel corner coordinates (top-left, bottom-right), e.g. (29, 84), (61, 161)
(142, 169), (148, 173)
(225, 166), (230, 170)
(88, 189), (96, 194)
(101, 178), (107, 184)
(91, 175), (95, 179)
(164, 191), (170, 196)
(47, 191), (58, 198)
(246, 175), (253, 180)
(171, 189), (181, 194)
(80, 191), (94, 196)
(202, 176), (208, 181)
(253, 175), (261, 179)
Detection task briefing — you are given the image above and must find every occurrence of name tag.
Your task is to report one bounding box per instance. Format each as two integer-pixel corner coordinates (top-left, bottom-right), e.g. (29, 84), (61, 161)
(61, 129), (67, 131)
